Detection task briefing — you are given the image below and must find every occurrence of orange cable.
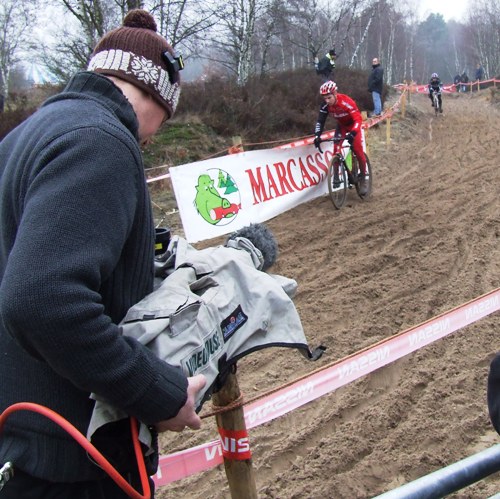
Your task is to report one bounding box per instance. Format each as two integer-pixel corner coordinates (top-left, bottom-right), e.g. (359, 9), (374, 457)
(0, 403), (150, 499)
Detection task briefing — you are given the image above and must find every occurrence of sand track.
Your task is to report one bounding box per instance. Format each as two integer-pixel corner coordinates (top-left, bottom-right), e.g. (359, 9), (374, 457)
(156, 91), (500, 498)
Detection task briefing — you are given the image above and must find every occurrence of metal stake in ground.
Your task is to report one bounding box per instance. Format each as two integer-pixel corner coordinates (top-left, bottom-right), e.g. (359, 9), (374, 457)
(212, 368), (258, 499)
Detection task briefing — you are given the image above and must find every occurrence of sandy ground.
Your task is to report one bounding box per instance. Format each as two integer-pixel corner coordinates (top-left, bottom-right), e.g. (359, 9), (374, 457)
(153, 90), (500, 498)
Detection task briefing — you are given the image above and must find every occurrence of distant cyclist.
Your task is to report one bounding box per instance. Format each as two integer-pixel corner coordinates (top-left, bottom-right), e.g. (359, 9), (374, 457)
(428, 73), (443, 112)
(313, 80), (368, 196)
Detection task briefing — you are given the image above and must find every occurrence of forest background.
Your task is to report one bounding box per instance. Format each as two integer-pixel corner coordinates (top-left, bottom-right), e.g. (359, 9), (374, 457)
(2, 0), (500, 109)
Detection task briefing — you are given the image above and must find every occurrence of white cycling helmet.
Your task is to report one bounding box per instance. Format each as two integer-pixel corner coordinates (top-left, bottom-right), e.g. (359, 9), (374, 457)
(319, 80), (337, 95)
(431, 73), (438, 78)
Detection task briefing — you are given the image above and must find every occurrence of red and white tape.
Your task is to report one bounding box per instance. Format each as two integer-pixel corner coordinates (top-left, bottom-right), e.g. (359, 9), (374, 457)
(154, 288), (500, 486)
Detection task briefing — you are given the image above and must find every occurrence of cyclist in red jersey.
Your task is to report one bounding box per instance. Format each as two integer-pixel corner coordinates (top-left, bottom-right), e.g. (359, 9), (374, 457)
(313, 80), (368, 196)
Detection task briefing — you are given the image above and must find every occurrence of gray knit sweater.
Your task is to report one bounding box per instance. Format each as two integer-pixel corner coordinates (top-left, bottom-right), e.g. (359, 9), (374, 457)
(0, 72), (187, 482)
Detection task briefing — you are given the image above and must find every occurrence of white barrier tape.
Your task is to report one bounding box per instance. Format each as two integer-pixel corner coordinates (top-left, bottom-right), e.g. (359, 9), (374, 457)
(147, 172), (170, 183)
(394, 79), (500, 94)
(153, 288), (500, 486)
(413, 84), (457, 94)
(276, 129), (336, 150)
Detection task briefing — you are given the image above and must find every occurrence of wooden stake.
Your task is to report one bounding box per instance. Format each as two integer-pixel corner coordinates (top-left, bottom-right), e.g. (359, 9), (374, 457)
(386, 118), (391, 146)
(232, 135), (244, 152)
(212, 370), (258, 499)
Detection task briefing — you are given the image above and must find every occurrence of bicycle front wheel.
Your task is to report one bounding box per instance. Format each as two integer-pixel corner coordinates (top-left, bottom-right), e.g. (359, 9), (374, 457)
(327, 155), (348, 209)
(353, 153), (373, 200)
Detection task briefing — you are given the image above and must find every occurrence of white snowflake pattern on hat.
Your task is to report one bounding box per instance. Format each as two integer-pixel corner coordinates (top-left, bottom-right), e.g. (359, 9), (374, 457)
(88, 49), (181, 115)
(130, 56), (160, 84)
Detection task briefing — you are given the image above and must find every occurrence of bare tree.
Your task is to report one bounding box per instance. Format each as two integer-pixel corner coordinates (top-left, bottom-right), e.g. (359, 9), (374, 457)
(41, 0), (217, 81)
(465, 0), (500, 78)
(26, 0), (491, 91)
(113, 0), (144, 19)
(254, 0), (287, 76)
(349, 10), (374, 68)
(285, 0), (369, 65)
(150, 0), (219, 54)
(0, 0), (41, 105)
(206, 0), (266, 84)
(39, 0), (119, 82)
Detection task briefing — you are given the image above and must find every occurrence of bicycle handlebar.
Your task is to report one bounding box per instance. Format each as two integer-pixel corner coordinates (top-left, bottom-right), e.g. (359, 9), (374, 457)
(320, 135), (349, 143)
(315, 135), (350, 154)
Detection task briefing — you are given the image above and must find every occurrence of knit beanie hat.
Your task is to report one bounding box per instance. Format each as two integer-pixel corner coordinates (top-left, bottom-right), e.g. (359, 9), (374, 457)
(88, 9), (181, 119)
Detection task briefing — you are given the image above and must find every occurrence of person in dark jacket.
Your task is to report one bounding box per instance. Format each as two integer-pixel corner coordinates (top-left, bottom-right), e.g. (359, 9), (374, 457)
(475, 63), (485, 81)
(453, 73), (461, 92)
(461, 71), (469, 93)
(475, 63), (485, 90)
(0, 9), (205, 498)
(367, 57), (384, 116)
(315, 49), (336, 81)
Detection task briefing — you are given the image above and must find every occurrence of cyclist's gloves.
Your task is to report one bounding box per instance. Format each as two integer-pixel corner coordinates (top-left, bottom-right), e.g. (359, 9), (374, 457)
(313, 135), (322, 151)
(346, 131), (357, 145)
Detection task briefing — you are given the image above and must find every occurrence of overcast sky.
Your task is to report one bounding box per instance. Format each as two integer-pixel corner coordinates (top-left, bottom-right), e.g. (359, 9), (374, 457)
(418, 0), (469, 21)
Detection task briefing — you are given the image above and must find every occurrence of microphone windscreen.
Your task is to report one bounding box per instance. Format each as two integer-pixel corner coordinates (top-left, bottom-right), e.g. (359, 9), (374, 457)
(226, 223), (278, 270)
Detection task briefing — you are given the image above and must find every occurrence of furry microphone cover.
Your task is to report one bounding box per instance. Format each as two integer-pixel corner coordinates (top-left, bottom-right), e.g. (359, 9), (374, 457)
(225, 223), (278, 271)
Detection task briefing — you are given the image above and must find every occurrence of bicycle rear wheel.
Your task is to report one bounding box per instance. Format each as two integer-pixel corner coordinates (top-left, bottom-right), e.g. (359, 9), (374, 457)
(353, 153), (373, 200)
(327, 155), (348, 209)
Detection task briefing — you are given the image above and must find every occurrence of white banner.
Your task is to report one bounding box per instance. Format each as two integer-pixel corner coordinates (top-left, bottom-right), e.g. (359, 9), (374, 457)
(169, 143), (336, 243)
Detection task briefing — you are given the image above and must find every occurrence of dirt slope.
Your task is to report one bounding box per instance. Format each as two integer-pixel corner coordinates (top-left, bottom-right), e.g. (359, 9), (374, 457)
(155, 90), (500, 499)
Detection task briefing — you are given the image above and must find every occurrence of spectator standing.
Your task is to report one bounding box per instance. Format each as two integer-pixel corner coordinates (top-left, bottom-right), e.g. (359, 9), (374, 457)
(475, 63), (485, 90)
(475, 63), (485, 81)
(368, 57), (384, 116)
(460, 71), (469, 93)
(453, 73), (461, 92)
(0, 9), (206, 498)
(315, 49), (336, 81)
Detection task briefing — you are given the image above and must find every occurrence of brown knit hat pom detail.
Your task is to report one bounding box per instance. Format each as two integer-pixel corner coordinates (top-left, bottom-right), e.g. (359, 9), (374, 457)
(123, 9), (158, 32)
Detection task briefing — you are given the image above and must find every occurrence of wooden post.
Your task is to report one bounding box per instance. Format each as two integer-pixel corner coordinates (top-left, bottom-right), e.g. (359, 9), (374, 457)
(386, 118), (391, 146)
(212, 370), (258, 499)
(232, 136), (243, 152)
(401, 90), (407, 117)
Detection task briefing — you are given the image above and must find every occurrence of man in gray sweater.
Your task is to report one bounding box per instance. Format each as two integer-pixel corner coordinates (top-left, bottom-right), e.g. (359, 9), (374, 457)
(0, 9), (205, 498)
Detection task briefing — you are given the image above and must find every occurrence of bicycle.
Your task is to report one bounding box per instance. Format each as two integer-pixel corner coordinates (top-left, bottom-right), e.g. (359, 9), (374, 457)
(318, 135), (372, 209)
(432, 89), (442, 115)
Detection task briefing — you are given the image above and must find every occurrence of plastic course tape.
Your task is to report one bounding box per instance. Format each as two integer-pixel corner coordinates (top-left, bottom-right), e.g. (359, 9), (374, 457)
(153, 288), (500, 486)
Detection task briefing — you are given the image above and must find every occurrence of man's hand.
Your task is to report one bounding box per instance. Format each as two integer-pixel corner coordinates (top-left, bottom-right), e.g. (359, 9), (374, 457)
(155, 374), (206, 432)
(313, 135), (322, 152)
(346, 131), (357, 144)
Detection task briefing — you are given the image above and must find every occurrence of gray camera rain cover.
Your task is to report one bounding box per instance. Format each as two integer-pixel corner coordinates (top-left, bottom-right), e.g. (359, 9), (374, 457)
(88, 235), (323, 443)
